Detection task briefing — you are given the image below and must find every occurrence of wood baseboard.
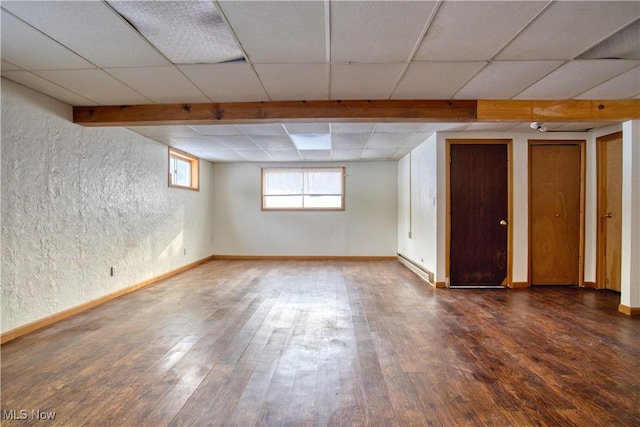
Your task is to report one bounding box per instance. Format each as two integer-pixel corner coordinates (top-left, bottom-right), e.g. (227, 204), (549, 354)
(1, 255), (215, 345)
(212, 255), (398, 261)
(583, 281), (597, 289)
(618, 304), (640, 316)
(434, 281), (447, 288)
(511, 282), (529, 289)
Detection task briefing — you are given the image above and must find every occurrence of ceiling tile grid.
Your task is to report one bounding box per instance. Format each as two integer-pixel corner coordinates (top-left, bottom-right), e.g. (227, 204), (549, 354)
(1, 0), (638, 163)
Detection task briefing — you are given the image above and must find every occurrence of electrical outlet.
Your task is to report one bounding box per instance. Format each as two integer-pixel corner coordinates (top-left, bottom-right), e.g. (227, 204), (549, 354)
(110, 266), (116, 276)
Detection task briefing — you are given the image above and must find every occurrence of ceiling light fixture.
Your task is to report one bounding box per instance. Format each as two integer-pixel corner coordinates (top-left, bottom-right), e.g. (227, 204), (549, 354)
(530, 122), (547, 132)
(290, 134), (332, 151)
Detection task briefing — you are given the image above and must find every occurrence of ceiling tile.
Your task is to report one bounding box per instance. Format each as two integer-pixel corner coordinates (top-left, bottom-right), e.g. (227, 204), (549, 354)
(331, 64), (405, 99)
(284, 123), (331, 134)
(332, 134), (371, 150)
(126, 126), (203, 138)
(200, 150), (246, 163)
(331, 123), (377, 134)
(208, 135), (260, 151)
(515, 60), (640, 99)
(332, 149), (363, 161)
(368, 133), (423, 149)
(375, 123), (423, 133)
(238, 151), (274, 162)
(554, 122), (616, 132)
(418, 123), (468, 132)
(496, 1), (640, 60)
(300, 150), (332, 161)
(270, 150), (303, 162)
(238, 124), (287, 136)
(1, 71), (96, 106)
(462, 123), (520, 132)
(191, 125), (243, 136)
(33, 69), (150, 105)
(104, 67), (209, 103)
(254, 64), (329, 101)
(178, 63), (269, 102)
(1, 11), (95, 70)
(454, 61), (563, 99)
(361, 149), (397, 160)
(248, 135), (296, 151)
(392, 62), (486, 99)
(1, 59), (20, 71)
(391, 147), (413, 160)
(170, 137), (229, 152)
(330, 1), (438, 63)
(574, 66), (640, 99)
(414, 1), (548, 61)
(219, 0), (327, 63)
(2, 1), (169, 67)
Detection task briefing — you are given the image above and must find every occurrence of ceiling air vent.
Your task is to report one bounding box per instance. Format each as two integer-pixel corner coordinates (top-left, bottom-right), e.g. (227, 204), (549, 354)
(578, 19), (640, 60)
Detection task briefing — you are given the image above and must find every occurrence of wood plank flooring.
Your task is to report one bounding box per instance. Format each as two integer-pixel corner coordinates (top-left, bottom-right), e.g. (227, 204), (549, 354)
(1, 260), (639, 426)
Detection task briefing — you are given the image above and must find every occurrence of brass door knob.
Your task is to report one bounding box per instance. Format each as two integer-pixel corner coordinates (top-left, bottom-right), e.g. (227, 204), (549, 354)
(499, 220), (508, 226)
(605, 213), (613, 218)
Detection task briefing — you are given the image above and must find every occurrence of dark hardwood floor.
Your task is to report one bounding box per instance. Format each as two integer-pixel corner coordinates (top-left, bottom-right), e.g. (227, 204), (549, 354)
(1, 260), (639, 426)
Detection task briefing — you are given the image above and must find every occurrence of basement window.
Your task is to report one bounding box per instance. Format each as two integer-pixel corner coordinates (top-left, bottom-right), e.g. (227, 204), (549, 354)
(262, 167), (345, 211)
(169, 148), (199, 191)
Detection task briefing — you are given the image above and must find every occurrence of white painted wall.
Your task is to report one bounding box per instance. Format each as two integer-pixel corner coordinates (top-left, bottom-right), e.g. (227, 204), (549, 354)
(397, 134), (438, 277)
(1, 79), (214, 333)
(620, 120), (640, 309)
(212, 162), (397, 256)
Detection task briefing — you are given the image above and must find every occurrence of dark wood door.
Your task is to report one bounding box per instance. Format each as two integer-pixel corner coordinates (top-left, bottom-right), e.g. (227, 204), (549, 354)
(450, 143), (508, 286)
(530, 144), (582, 285)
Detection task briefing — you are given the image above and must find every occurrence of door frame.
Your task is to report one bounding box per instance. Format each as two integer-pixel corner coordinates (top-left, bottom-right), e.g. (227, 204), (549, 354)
(528, 140), (586, 286)
(596, 131), (623, 290)
(446, 139), (513, 287)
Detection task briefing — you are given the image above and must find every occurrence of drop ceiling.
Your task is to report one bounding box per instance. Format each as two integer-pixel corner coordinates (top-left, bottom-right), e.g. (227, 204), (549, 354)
(1, 1), (639, 163)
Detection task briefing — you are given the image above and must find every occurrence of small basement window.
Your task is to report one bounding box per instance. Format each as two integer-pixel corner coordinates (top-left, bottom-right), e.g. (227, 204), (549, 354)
(262, 167), (345, 211)
(169, 148), (199, 190)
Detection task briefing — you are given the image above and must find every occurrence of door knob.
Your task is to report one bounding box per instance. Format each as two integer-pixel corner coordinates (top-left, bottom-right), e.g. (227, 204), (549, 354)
(605, 213), (613, 218)
(499, 220), (508, 226)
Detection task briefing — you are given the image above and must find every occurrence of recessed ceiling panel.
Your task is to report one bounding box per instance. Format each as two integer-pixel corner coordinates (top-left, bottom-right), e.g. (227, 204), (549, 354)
(200, 150), (246, 163)
(578, 19), (640, 60)
(34, 69), (151, 105)
(238, 124), (287, 136)
(454, 61), (563, 99)
(1, 11), (95, 70)
(1, 70), (97, 106)
(368, 133), (418, 149)
(331, 64), (405, 99)
(331, 123), (377, 134)
(108, 0), (243, 64)
(219, 1), (327, 63)
(331, 1), (438, 63)
(270, 151), (303, 162)
(238, 151), (275, 162)
(300, 150), (332, 161)
(575, 66), (640, 99)
(2, 1), (169, 67)
(178, 63), (269, 102)
(170, 137), (229, 152)
(414, 1), (548, 61)
(515, 59), (639, 99)
(105, 66), (209, 103)
(254, 64), (329, 101)
(496, 1), (640, 60)
(392, 62), (486, 99)
(375, 123), (423, 133)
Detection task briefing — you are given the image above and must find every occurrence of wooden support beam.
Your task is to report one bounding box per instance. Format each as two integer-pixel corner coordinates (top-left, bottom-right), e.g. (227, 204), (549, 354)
(477, 99), (640, 122)
(73, 100), (477, 126)
(72, 99), (640, 126)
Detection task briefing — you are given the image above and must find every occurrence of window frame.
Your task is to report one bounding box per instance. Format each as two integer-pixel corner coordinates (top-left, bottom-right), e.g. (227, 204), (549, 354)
(168, 148), (199, 191)
(261, 167), (345, 211)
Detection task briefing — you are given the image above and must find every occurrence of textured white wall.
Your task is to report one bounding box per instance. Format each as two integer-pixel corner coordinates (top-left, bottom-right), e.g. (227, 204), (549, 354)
(397, 134), (438, 276)
(1, 79), (214, 333)
(212, 162), (398, 256)
(620, 120), (640, 308)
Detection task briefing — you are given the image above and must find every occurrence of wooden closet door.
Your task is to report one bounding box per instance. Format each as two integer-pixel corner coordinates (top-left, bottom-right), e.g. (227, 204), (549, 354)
(529, 143), (582, 285)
